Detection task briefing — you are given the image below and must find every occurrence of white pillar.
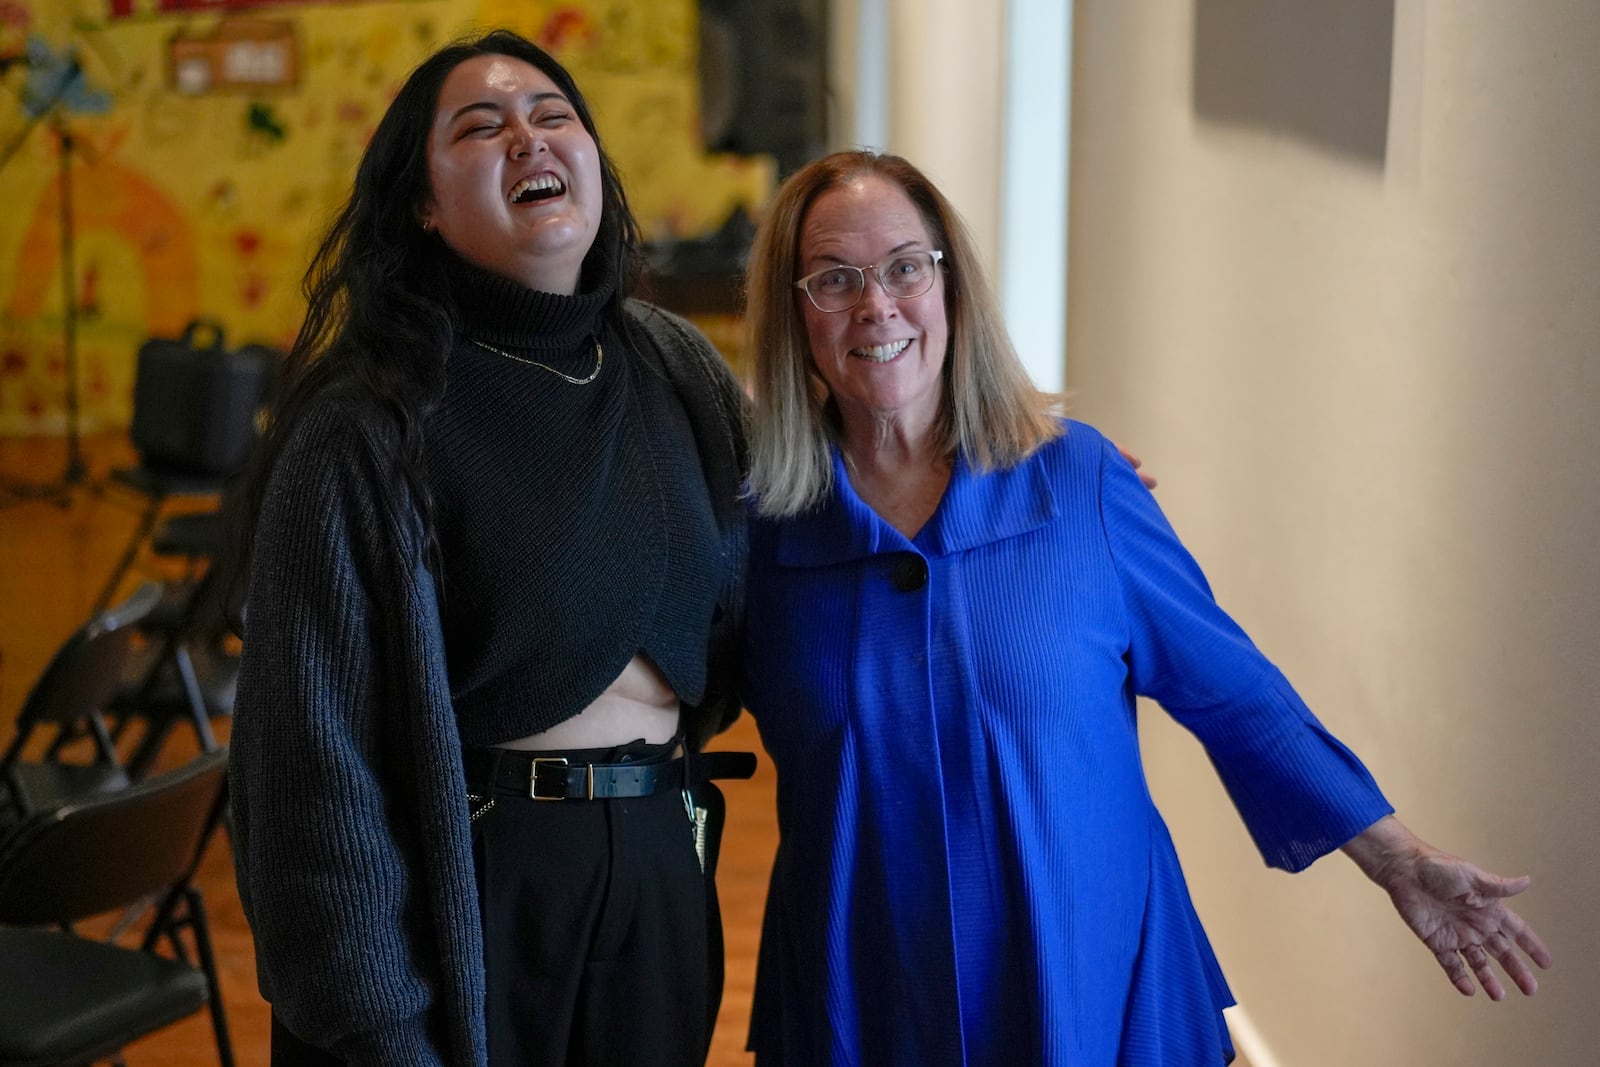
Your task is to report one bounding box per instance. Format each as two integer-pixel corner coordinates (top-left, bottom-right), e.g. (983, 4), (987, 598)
(833, 0), (1072, 391)
(886, 0), (1005, 275)
(833, 0), (891, 151)
(998, 0), (1071, 392)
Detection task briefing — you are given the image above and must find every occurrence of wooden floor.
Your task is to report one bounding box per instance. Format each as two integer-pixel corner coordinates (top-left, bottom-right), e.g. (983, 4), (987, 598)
(0, 433), (775, 1066)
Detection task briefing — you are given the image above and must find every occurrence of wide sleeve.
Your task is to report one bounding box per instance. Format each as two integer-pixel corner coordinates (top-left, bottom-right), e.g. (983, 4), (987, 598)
(1093, 431), (1394, 872)
(229, 400), (447, 1065)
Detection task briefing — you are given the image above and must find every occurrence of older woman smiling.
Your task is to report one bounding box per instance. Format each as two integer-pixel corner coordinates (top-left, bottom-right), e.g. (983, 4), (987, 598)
(736, 151), (1551, 1066)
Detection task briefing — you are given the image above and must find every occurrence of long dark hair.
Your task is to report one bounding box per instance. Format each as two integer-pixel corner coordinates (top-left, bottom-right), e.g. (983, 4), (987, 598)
(223, 29), (643, 612)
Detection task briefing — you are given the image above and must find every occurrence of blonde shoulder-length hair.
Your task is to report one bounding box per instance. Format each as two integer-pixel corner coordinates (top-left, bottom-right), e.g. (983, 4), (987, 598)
(744, 151), (1063, 518)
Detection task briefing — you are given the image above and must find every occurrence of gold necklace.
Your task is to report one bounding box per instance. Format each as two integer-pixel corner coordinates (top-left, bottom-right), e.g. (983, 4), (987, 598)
(469, 337), (603, 385)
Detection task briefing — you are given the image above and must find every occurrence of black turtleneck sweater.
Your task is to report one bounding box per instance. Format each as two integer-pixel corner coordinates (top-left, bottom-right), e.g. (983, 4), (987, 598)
(425, 255), (722, 746)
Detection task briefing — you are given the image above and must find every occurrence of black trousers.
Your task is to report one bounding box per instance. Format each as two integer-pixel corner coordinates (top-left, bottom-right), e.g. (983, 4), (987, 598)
(270, 1015), (342, 1066)
(271, 740), (722, 1067)
(472, 739), (720, 1067)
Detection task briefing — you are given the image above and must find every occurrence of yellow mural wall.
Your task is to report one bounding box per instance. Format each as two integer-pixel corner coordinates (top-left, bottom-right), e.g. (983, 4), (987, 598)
(0, 0), (771, 434)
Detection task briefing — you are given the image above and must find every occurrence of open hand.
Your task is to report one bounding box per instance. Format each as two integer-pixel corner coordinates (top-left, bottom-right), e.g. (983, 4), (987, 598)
(1346, 817), (1552, 1000)
(1383, 848), (1552, 999)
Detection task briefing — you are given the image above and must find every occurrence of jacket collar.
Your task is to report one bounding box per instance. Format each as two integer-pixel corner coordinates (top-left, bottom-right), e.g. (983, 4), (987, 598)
(775, 444), (1057, 567)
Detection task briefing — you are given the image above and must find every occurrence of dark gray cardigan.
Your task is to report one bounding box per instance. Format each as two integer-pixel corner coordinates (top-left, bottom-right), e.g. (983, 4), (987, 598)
(230, 303), (747, 1066)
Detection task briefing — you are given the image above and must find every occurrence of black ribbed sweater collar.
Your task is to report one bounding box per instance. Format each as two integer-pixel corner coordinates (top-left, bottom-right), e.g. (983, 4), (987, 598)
(444, 251), (616, 355)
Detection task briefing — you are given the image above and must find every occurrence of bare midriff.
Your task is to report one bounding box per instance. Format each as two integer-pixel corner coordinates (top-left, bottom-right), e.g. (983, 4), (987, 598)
(496, 653), (680, 750)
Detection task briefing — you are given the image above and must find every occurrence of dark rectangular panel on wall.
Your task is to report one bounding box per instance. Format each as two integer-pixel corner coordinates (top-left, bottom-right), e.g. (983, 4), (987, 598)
(698, 0), (828, 174)
(1193, 0), (1394, 163)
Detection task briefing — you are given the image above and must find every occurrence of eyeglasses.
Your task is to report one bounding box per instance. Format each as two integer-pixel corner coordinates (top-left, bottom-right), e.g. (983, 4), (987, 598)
(793, 250), (945, 313)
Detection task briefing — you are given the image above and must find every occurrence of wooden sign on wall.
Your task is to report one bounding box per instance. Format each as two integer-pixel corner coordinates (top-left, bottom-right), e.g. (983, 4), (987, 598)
(168, 18), (299, 94)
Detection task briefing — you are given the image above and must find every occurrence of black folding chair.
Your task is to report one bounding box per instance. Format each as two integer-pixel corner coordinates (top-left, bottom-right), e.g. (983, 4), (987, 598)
(91, 468), (229, 617)
(0, 748), (233, 1067)
(109, 513), (238, 779)
(0, 583), (163, 831)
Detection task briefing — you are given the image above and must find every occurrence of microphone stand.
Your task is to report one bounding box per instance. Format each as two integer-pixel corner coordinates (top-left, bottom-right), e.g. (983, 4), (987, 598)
(1, 54), (92, 509)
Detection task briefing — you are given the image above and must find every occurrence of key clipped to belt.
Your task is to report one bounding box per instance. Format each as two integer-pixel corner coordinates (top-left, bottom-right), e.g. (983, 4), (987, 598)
(682, 789), (709, 873)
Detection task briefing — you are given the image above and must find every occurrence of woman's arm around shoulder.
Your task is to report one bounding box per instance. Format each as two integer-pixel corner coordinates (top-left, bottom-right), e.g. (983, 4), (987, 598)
(624, 300), (750, 745)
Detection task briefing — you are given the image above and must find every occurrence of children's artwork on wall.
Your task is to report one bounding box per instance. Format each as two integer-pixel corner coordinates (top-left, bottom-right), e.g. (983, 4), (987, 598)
(0, 0), (774, 435)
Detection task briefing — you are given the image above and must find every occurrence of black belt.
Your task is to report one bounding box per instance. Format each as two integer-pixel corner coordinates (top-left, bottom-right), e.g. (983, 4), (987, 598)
(464, 747), (756, 801)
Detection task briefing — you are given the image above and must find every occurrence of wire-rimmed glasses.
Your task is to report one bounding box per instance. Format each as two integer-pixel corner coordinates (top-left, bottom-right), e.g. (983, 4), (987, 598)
(793, 250), (945, 313)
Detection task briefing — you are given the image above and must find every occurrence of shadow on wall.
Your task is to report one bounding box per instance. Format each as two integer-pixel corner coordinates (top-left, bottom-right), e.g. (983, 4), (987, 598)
(1192, 0), (1394, 165)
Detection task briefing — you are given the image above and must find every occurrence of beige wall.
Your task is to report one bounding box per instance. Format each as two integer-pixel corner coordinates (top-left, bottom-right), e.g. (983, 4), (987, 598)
(887, 0), (1005, 270)
(827, 0), (1006, 270)
(1066, 2), (1599, 1064)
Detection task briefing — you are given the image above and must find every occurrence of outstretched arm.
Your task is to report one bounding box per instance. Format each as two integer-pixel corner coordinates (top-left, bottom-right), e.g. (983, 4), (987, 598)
(1342, 815), (1553, 1000)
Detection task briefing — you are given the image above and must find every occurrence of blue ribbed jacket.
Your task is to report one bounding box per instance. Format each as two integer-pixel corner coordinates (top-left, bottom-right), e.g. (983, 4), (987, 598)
(740, 420), (1393, 1066)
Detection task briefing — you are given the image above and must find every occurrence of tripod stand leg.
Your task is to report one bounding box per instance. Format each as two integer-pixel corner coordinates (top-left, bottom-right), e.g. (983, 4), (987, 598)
(57, 120), (89, 488)
(0, 103), (94, 506)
